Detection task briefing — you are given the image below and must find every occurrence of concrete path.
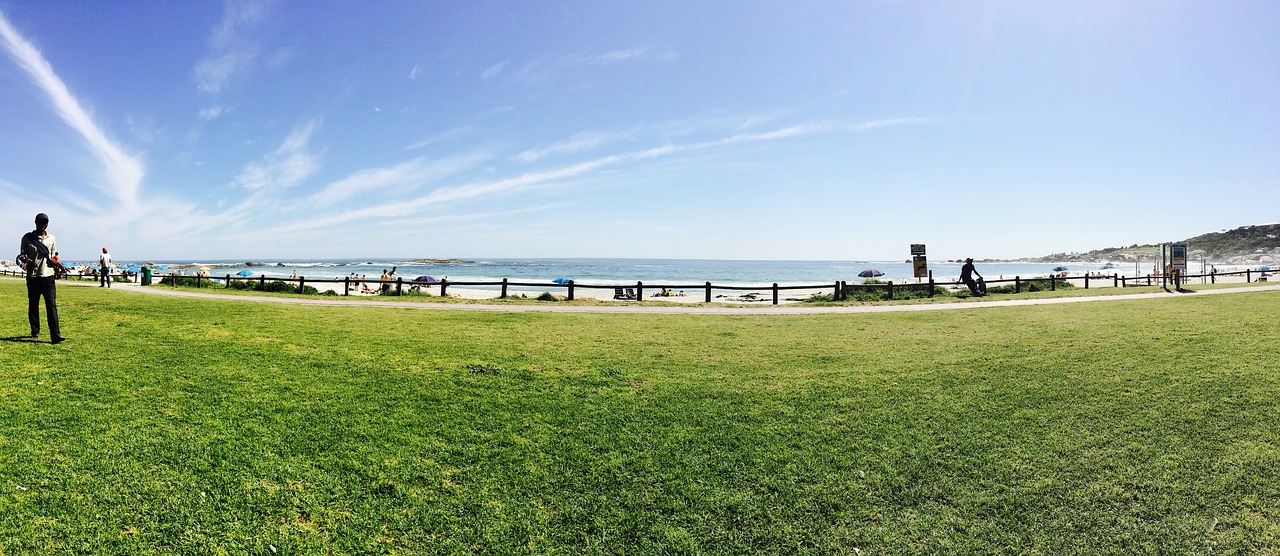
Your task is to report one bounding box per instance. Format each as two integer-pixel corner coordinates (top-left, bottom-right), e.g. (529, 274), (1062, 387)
(78, 280), (1280, 315)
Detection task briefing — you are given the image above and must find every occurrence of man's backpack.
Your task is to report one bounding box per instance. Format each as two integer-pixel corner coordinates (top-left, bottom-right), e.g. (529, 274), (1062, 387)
(18, 231), (56, 275)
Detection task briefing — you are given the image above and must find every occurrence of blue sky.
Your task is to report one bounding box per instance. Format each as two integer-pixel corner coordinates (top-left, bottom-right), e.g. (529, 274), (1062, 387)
(1, 1), (1277, 262)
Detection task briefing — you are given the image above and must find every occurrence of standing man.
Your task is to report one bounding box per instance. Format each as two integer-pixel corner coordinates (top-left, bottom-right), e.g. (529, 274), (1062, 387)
(960, 257), (985, 297)
(99, 247), (112, 287)
(20, 213), (63, 344)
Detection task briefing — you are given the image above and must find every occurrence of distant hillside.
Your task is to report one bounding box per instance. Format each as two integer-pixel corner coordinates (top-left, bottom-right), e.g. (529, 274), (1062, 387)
(1032, 223), (1280, 264)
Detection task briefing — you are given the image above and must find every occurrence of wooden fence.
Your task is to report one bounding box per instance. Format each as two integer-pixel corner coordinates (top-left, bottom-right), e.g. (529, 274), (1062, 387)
(2, 268), (1271, 305)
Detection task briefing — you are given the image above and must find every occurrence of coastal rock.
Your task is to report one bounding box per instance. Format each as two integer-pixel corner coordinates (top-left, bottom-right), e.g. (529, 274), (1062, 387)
(408, 258), (473, 264)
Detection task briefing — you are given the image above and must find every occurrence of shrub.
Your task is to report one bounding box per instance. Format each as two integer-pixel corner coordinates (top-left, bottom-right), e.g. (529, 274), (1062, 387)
(988, 278), (1076, 294)
(158, 276), (215, 288)
(536, 292), (559, 302)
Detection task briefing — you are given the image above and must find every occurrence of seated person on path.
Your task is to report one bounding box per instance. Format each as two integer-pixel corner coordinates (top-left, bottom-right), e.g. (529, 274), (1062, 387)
(961, 257), (986, 296)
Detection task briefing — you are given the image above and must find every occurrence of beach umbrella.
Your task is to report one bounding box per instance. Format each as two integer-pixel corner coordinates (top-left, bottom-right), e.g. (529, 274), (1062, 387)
(552, 276), (573, 284)
(236, 269), (255, 276)
(414, 275), (438, 283)
(857, 269), (884, 278)
(1053, 266), (1069, 272)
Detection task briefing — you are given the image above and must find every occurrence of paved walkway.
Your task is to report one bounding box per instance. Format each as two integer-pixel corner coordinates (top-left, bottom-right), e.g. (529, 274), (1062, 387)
(77, 280), (1280, 315)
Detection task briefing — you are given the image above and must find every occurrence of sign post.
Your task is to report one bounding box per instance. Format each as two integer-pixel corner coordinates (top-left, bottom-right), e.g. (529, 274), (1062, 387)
(911, 244), (927, 279)
(1170, 242), (1187, 290)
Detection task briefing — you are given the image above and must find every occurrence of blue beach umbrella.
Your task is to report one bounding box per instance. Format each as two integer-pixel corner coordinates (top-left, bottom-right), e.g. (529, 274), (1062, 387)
(236, 269), (255, 277)
(1053, 266), (1069, 272)
(414, 275), (438, 283)
(857, 269), (884, 278)
(552, 276), (573, 284)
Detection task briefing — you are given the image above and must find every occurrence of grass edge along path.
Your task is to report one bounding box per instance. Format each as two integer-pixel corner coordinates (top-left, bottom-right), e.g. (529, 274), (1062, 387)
(1, 281), (1278, 553)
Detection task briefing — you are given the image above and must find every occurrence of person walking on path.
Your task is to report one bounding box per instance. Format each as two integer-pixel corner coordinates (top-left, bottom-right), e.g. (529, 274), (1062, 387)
(99, 247), (112, 287)
(961, 257), (986, 296)
(19, 213), (63, 344)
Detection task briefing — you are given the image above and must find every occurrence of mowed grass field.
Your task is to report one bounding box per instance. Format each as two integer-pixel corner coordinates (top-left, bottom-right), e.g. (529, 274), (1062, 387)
(1, 280), (1278, 554)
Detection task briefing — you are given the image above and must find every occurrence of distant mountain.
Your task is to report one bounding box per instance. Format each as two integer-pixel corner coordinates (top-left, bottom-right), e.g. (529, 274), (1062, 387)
(1031, 223), (1280, 264)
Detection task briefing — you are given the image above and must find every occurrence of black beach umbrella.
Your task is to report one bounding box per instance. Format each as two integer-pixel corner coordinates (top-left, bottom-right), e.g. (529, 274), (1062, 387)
(858, 269), (884, 278)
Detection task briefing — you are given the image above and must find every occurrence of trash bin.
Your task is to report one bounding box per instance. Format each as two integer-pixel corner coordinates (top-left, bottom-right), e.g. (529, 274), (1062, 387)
(141, 266), (152, 286)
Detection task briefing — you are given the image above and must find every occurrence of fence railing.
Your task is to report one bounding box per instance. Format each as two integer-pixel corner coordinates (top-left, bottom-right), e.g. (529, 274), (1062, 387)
(2, 268), (1271, 305)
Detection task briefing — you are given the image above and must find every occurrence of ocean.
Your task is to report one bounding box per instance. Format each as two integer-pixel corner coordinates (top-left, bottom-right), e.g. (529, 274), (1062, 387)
(101, 258), (1162, 287)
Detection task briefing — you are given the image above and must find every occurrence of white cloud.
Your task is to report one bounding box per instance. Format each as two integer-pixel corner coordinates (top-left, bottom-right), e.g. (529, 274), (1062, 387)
(409, 64), (420, 79)
(514, 132), (619, 163)
(0, 9), (144, 209)
(232, 120), (320, 190)
(853, 117), (928, 130)
(482, 60), (508, 79)
(591, 47), (648, 65)
(405, 126), (473, 151)
(307, 152), (488, 207)
(195, 0), (270, 94)
(198, 105), (226, 121)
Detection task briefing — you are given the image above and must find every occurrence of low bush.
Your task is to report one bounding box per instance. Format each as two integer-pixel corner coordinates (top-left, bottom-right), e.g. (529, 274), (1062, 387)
(987, 278), (1075, 294)
(158, 276), (215, 288)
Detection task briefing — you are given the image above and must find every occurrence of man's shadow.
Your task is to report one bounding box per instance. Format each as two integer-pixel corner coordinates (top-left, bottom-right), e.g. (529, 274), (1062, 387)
(0, 336), (41, 343)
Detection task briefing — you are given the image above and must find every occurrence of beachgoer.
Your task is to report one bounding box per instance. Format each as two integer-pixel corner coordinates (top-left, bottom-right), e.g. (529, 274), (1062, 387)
(99, 247), (112, 287)
(380, 269), (390, 293)
(960, 257), (985, 296)
(20, 213), (63, 344)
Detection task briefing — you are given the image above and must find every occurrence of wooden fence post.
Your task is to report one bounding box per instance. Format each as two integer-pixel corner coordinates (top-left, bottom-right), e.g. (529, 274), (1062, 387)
(501, 278), (508, 299)
(1015, 276), (1021, 294)
(396, 277), (402, 296)
(887, 281), (894, 300)
(705, 282), (712, 303)
(344, 276), (350, 296)
(1114, 274), (1119, 288)
(567, 280), (574, 301)
(259, 275), (265, 290)
(833, 281), (841, 301)
(226, 274), (231, 289)
(298, 277), (306, 294)
(1084, 275), (1089, 289)
(772, 283), (779, 305)
(440, 279), (448, 297)
(636, 281), (644, 301)
(1247, 269), (1252, 283)
(1050, 275), (1056, 291)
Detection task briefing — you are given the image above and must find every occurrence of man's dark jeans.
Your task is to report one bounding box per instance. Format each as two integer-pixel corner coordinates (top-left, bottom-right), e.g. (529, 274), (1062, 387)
(27, 276), (60, 338)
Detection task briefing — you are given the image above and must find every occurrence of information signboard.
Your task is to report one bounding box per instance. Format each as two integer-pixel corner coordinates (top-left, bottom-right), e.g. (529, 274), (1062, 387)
(913, 256), (928, 278)
(1171, 243), (1188, 272)
(910, 244), (926, 256)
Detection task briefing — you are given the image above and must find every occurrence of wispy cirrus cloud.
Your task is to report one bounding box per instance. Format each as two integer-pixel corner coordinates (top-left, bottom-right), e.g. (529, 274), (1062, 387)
(232, 120), (320, 190)
(513, 46), (673, 84)
(195, 0), (271, 94)
(405, 126), (473, 151)
(514, 131), (621, 163)
(482, 60), (508, 79)
(0, 9), (144, 209)
(589, 47), (648, 65)
(263, 144), (673, 235)
(307, 152), (489, 207)
(257, 116), (917, 237)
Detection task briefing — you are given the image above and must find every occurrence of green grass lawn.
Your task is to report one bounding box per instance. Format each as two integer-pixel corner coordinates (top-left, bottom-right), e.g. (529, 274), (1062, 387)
(1, 280), (1278, 554)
